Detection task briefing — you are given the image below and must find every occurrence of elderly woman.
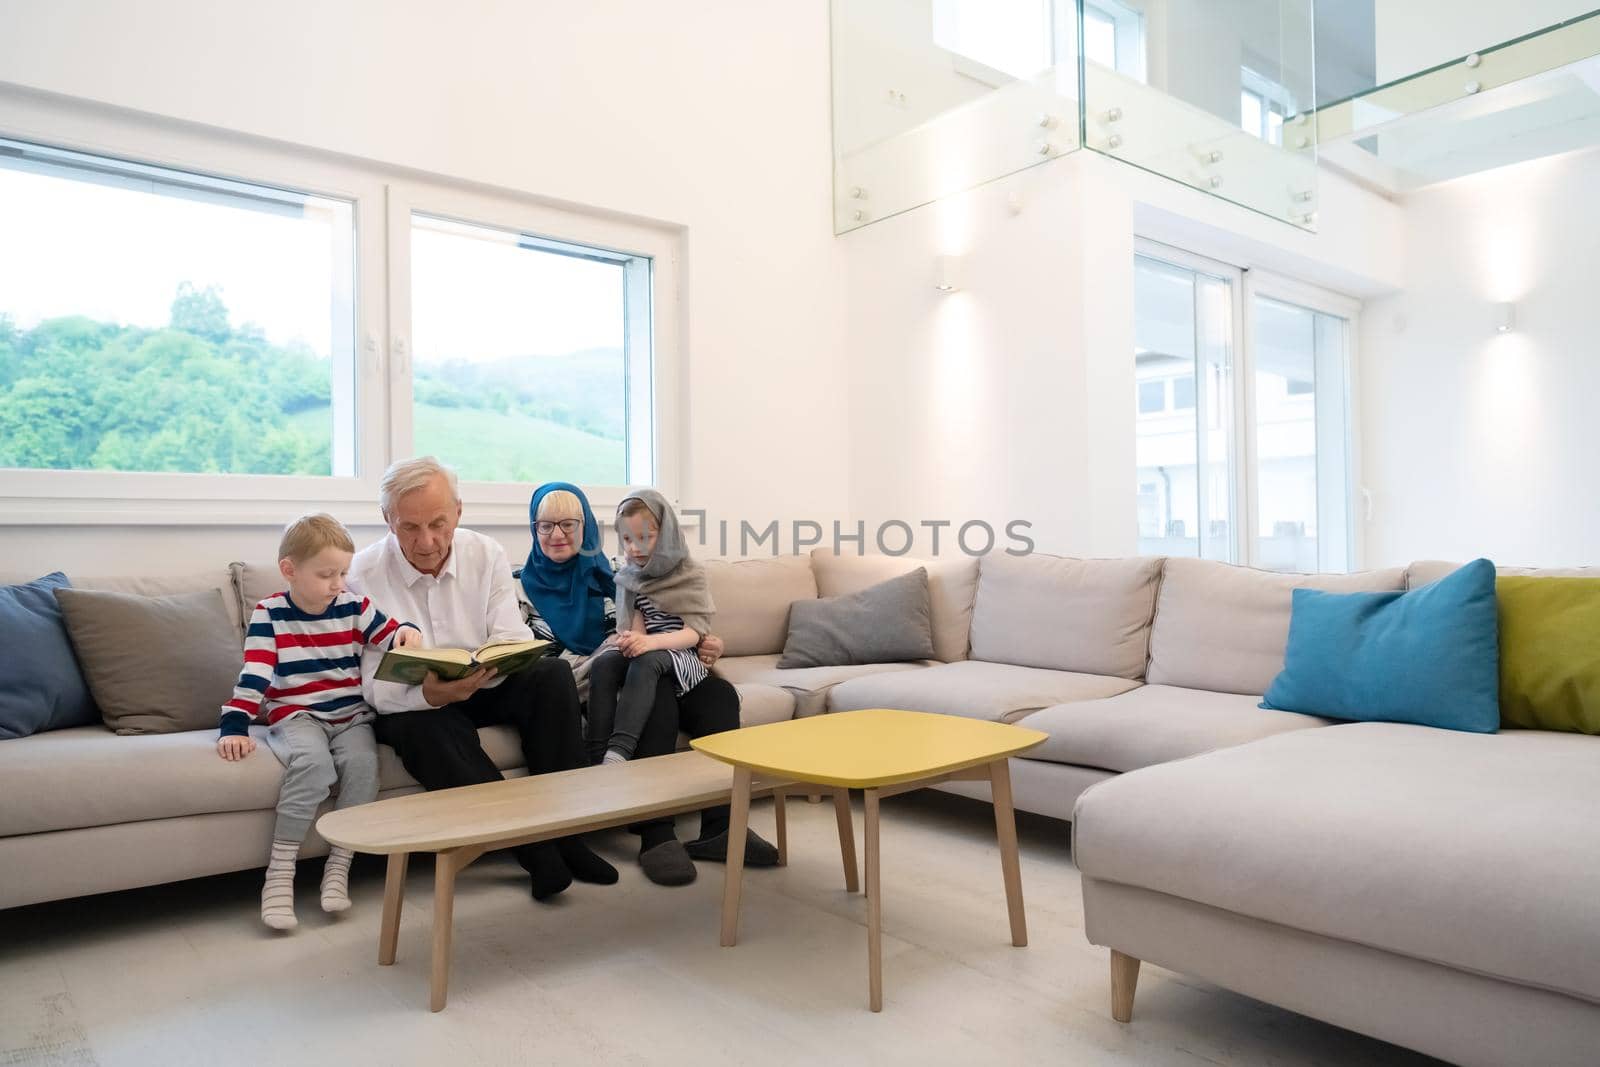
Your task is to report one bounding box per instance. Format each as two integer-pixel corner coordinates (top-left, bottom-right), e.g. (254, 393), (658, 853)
(517, 482), (778, 886)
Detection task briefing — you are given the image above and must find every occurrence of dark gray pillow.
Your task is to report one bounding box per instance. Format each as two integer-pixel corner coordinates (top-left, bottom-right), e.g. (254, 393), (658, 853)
(778, 568), (936, 668)
(0, 572), (97, 739)
(55, 587), (242, 735)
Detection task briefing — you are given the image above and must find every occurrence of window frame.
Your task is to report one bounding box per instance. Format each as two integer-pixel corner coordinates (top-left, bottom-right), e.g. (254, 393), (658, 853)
(385, 181), (680, 517)
(0, 87), (680, 526)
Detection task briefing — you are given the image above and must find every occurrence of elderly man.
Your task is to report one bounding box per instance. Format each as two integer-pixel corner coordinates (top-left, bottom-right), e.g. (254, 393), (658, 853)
(350, 456), (616, 900)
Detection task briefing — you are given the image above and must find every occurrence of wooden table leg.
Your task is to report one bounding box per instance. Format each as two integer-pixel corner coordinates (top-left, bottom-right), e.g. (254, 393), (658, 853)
(720, 766), (753, 947)
(864, 786), (883, 1012)
(379, 851), (408, 966)
(989, 758), (1027, 948)
(773, 787), (788, 867)
(832, 787), (859, 893)
(430, 849), (467, 1012)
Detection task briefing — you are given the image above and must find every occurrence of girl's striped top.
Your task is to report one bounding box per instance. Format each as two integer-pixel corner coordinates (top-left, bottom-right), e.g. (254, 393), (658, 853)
(219, 591), (414, 737)
(632, 592), (708, 695)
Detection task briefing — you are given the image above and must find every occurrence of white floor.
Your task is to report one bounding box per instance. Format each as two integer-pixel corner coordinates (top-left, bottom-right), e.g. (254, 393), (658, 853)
(1, 792), (1439, 1067)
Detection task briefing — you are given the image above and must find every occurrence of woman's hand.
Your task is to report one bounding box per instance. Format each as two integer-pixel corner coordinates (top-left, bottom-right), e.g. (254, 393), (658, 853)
(395, 626), (423, 649)
(697, 633), (725, 666)
(615, 630), (649, 658)
(217, 735), (256, 761)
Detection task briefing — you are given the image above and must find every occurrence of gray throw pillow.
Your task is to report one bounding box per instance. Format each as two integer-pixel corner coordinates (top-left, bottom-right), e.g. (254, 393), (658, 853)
(55, 587), (243, 735)
(778, 567), (936, 668)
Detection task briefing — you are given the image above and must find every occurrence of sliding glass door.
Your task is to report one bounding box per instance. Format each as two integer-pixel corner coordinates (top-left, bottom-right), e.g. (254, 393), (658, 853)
(1133, 244), (1358, 571)
(1133, 249), (1240, 561)
(1246, 288), (1354, 573)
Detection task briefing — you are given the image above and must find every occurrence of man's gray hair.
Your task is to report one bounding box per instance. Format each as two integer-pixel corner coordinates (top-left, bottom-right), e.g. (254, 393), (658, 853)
(379, 456), (460, 520)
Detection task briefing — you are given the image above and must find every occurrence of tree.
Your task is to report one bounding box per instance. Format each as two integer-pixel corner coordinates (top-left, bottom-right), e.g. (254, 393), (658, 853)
(169, 282), (231, 343)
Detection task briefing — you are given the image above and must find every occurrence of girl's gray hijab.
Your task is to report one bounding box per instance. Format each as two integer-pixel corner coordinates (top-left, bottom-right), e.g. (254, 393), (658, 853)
(613, 488), (715, 634)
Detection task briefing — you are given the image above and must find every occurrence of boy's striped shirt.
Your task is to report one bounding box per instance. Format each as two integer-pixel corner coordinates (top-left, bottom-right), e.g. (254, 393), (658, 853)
(219, 591), (412, 737)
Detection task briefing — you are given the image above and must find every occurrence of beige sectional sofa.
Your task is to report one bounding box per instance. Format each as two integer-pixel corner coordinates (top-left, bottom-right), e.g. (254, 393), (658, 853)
(0, 563), (795, 911)
(5, 548), (1597, 1064)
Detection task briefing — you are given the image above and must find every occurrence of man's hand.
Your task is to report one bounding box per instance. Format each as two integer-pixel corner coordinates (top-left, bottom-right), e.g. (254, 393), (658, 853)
(614, 630), (649, 658)
(217, 735), (256, 761)
(421, 667), (496, 708)
(697, 633), (725, 666)
(394, 626), (423, 649)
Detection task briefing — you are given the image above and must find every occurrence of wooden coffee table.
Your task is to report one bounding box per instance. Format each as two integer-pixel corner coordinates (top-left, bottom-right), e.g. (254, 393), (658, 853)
(692, 708), (1047, 1011)
(317, 750), (827, 1012)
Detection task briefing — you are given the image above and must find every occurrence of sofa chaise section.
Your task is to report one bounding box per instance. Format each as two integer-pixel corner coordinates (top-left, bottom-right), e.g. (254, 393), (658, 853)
(1073, 723), (1600, 1067)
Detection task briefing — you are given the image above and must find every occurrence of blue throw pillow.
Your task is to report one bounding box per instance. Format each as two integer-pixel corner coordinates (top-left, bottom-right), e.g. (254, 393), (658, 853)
(0, 572), (98, 739)
(1260, 558), (1500, 733)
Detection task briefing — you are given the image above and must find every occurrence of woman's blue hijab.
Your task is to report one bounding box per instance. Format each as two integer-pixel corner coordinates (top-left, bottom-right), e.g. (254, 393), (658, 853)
(520, 482), (615, 656)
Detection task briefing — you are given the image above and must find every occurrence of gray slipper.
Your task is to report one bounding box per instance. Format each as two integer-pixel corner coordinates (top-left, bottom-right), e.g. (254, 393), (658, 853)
(684, 828), (780, 868)
(639, 840), (697, 886)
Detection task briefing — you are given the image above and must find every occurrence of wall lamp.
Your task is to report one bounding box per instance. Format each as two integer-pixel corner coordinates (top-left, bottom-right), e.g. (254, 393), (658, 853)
(1496, 302), (1516, 333)
(935, 254), (964, 294)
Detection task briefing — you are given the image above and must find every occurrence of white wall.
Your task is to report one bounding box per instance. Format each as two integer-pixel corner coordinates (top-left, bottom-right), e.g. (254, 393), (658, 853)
(1360, 145), (1600, 568)
(842, 148), (1404, 559)
(0, 0), (848, 575)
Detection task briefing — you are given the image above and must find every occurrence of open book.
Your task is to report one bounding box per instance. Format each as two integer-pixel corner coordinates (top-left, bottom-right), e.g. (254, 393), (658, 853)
(374, 638), (552, 685)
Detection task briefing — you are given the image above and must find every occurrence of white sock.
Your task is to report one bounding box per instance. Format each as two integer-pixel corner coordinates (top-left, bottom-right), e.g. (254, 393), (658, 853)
(261, 839), (299, 930)
(321, 847), (355, 913)
(603, 748), (628, 765)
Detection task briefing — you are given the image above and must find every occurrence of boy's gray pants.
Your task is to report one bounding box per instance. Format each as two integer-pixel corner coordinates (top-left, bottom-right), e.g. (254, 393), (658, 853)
(264, 712), (380, 844)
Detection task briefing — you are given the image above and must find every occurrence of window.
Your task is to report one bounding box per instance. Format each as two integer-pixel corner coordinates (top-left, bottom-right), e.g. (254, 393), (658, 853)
(0, 137), (356, 476)
(1249, 295), (1352, 573)
(0, 89), (677, 523)
(1240, 67), (1295, 146)
(1133, 242), (1358, 571)
(408, 214), (648, 486)
(1083, 0), (1146, 80)
(1133, 251), (1236, 561)
(932, 0), (1145, 84)
(1137, 379), (1166, 413)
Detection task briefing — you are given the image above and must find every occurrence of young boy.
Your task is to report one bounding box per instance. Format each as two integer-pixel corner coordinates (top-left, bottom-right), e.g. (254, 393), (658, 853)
(216, 513), (420, 931)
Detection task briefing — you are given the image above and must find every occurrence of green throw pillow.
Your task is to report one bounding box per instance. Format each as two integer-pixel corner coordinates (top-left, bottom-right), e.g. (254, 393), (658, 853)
(1498, 576), (1600, 733)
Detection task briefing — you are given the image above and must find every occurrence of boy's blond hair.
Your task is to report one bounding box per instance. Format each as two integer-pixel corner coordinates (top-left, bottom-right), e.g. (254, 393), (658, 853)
(278, 513), (355, 563)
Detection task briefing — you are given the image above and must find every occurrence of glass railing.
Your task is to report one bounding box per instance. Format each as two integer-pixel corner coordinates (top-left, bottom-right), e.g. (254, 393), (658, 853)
(1314, 9), (1600, 192)
(832, 1), (1319, 234)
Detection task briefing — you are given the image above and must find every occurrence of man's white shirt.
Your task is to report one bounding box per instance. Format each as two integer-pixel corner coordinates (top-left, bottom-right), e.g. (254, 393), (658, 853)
(348, 527), (534, 713)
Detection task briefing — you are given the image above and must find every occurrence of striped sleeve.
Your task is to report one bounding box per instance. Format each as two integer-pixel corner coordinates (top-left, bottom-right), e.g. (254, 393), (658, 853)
(221, 603), (278, 737)
(355, 595), (408, 651)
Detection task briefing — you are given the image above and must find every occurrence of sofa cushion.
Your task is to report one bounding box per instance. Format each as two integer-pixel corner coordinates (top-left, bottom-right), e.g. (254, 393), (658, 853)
(701, 556), (818, 657)
(969, 554), (1163, 679)
(1497, 577), (1600, 734)
(1073, 723), (1600, 1007)
(729, 683), (796, 728)
(1262, 559), (1501, 733)
(1406, 559), (1600, 589)
(712, 654), (930, 717)
(0, 572), (97, 739)
(56, 587), (243, 735)
(810, 550), (978, 662)
(1146, 559), (1406, 695)
(0, 721), (533, 837)
(0, 568), (244, 636)
(1019, 685), (1327, 772)
(828, 660), (1139, 723)
(779, 568), (935, 668)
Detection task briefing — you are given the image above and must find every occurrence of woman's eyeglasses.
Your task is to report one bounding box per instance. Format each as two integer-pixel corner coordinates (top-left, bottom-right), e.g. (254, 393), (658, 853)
(535, 519), (581, 537)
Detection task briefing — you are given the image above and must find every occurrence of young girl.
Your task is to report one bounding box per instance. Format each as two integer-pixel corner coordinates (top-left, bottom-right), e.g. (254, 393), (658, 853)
(587, 489), (714, 765)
